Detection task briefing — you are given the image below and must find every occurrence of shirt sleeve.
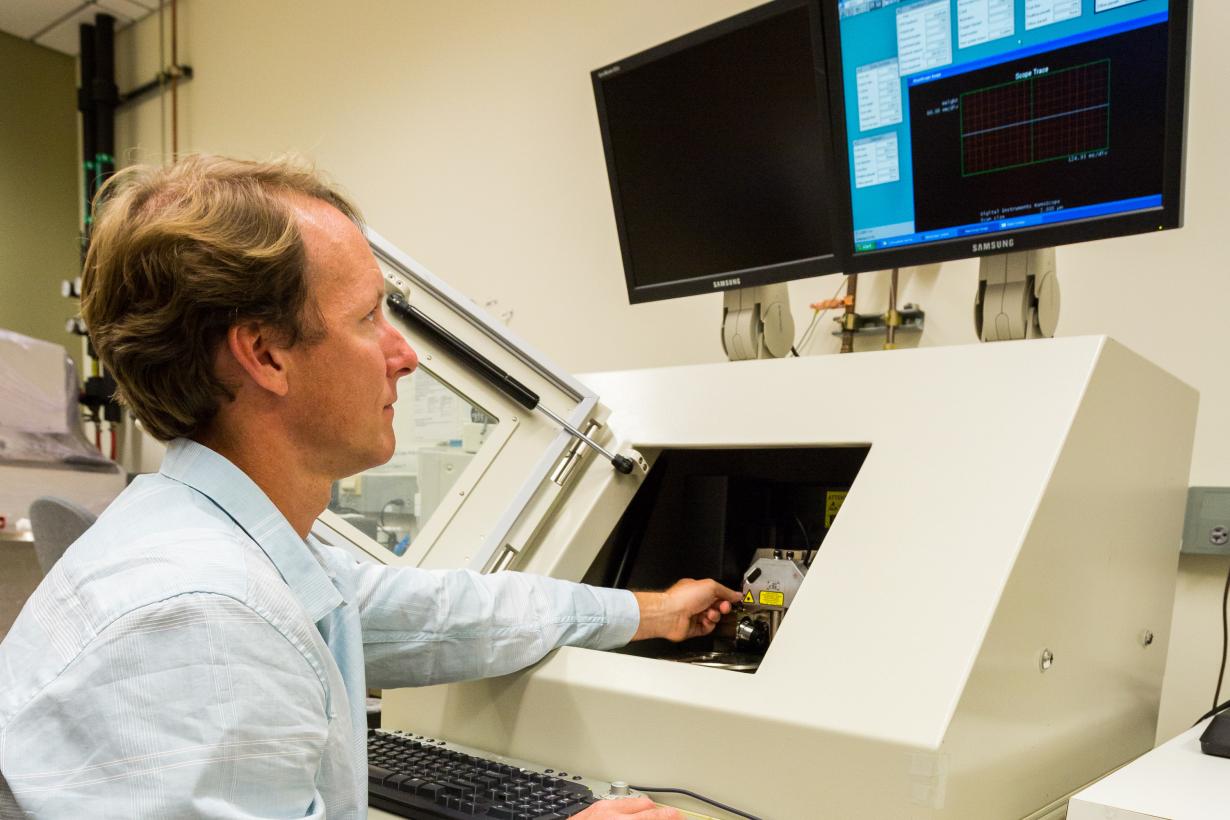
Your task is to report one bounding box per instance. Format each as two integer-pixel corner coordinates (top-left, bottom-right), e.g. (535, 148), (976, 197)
(351, 563), (640, 689)
(0, 593), (332, 819)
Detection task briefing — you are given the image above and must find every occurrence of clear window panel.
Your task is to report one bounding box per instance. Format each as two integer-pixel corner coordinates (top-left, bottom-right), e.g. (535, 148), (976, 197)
(328, 366), (498, 557)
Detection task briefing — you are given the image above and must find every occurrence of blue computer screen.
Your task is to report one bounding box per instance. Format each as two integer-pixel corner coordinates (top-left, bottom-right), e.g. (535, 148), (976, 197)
(834, 0), (1171, 254)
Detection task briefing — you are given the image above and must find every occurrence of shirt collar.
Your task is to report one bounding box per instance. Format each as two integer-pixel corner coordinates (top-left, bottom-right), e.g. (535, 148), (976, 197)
(159, 438), (344, 622)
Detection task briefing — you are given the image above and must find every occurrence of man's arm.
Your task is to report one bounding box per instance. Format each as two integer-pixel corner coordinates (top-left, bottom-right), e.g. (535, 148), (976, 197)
(354, 565), (639, 689)
(349, 561), (739, 690)
(0, 593), (334, 818)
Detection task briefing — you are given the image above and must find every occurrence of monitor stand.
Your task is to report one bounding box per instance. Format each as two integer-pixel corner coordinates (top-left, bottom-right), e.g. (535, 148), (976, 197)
(721, 283), (795, 361)
(975, 248), (1060, 342)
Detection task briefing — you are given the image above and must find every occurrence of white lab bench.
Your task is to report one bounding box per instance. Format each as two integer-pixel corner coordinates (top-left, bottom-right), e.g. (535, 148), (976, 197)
(1068, 718), (1230, 819)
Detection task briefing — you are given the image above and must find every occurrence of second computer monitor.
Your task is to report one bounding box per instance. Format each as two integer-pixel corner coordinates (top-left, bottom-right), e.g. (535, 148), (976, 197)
(824, 0), (1190, 271)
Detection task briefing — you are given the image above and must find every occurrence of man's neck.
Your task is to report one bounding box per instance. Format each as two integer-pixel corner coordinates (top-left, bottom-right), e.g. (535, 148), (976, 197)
(195, 424), (330, 539)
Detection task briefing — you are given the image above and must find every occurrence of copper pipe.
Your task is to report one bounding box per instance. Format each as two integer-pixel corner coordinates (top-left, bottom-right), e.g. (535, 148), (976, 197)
(840, 273), (859, 353)
(170, 0), (179, 159)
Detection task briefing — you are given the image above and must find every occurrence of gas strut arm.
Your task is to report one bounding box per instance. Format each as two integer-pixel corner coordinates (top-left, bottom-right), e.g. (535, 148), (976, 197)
(386, 292), (634, 474)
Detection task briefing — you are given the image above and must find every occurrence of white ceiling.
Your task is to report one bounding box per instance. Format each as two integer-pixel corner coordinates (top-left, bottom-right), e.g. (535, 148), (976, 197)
(0, 0), (158, 56)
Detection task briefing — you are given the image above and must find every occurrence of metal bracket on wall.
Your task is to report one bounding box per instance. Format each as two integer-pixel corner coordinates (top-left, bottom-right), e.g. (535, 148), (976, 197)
(830, 303), (925, 337)
(1181, 487), (1230, 556)
(119, 65), (194, 108)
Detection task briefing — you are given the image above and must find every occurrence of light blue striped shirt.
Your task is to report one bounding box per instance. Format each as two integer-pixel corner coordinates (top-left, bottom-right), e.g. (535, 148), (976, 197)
(0, 439), (639, 818)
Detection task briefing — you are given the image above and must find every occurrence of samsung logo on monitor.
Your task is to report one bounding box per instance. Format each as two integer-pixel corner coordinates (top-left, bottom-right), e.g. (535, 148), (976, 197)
(973, 238), (1015, 253)
(713, 277), (742, 289)
(597, 65), (621, 78)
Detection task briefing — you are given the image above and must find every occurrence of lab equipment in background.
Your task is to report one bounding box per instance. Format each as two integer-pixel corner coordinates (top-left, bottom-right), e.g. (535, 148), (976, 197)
(0, 330), (125, 538)
(824, 0), (1191, 341)
(317, 231), (1198, 820)
(591, 0), (844, 361)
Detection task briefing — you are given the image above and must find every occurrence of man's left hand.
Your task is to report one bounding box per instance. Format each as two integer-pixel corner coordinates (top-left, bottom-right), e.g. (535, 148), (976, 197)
(632, 579), (742, 642)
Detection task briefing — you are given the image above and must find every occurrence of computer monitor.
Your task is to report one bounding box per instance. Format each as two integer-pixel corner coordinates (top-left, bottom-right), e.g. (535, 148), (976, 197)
(591, 0), (843, 305)
(823, 0), (1190, 272)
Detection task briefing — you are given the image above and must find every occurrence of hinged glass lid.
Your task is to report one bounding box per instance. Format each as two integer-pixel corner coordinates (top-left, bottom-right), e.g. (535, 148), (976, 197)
(313, 230), (641, 573)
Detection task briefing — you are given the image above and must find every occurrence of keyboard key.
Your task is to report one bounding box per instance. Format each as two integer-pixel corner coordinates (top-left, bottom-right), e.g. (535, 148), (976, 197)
(418, 782), (445, 800)
(367, 765), (393, 784)
(554, 779), (591, 795)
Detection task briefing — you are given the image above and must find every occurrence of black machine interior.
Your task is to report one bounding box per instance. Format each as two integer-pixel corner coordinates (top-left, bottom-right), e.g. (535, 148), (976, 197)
(583, 445), (869, 672)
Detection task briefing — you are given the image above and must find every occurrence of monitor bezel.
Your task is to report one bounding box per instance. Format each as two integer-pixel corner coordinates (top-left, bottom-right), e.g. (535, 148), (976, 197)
(591, 0), (846, 305)
(820, 0), (1191, 273)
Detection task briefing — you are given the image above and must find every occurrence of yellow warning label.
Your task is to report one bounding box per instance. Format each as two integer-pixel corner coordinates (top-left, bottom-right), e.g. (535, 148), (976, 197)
(742, 591), (754, 604)
(825, 490), (848, 528)
(759, 590), (785, 608)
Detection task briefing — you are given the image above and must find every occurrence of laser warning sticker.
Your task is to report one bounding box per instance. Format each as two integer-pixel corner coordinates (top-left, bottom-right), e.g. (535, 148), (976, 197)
(759, 590), (785, 607)
(742, 591), (754, 604)
(825, 490), (848, 528)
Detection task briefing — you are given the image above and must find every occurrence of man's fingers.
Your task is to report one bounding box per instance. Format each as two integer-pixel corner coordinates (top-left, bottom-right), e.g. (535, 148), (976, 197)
(599, 796), (681, 817)
(711, 581), (743, 604)
(642, 808), (683, 819)
(608, 797), (656, 813)
(575, 796), (665, 817)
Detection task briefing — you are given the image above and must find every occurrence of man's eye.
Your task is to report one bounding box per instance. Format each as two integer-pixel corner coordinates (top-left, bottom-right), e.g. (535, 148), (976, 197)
(365, 309), (378, 322)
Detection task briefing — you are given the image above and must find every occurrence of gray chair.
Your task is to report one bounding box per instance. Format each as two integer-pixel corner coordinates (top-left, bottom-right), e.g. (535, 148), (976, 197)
(29, 496), (97, 575)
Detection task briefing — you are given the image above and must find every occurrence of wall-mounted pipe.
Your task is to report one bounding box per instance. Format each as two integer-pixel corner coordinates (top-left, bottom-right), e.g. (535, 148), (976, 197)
(171, 0), (179, 158)
(77, 23), (96, 239)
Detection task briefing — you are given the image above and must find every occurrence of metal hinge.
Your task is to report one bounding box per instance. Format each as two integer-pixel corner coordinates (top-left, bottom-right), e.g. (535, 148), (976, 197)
(550, 420), (601, 487)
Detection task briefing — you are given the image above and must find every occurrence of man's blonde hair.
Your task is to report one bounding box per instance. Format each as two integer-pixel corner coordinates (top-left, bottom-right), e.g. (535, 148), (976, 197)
(81, 154), (363, 442)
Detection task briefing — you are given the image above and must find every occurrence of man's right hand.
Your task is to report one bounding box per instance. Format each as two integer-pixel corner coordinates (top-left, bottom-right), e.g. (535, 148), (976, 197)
(575, 797), (682, 819)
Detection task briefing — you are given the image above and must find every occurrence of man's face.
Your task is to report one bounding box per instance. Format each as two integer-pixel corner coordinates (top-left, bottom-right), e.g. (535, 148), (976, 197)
(281, 195), (418, 480)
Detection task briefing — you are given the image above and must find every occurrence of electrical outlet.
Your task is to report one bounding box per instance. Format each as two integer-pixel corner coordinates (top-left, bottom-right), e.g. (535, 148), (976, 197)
(1181, 487), (1230, 556)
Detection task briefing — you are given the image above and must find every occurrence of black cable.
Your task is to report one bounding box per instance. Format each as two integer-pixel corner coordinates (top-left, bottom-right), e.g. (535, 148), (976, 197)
(1213, 555), (1230, 711)
(379, 498), (404, 529)
(378, 498), (405, 540)
(1193, 698), (1230, 727)
(797, 516), (816, 567)
(793, 514), (814, 566)
(1191, 558), (1230, 728)
(629, 786), (761, 820)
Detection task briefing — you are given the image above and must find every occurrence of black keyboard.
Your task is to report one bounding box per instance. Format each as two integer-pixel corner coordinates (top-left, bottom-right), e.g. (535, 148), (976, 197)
(367, 728), (607, 819)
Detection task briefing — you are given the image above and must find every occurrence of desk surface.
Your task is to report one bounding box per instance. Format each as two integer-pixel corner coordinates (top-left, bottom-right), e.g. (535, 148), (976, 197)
(1068, 717), (1230, 820)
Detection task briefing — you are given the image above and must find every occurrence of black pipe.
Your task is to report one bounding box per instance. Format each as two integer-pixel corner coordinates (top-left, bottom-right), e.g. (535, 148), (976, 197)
(92, 14), (118, 199)
(78, 22), (97, 237)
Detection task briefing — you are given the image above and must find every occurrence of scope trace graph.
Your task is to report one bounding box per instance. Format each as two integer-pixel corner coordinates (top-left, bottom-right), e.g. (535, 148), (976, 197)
(960, 59), (1110, 176)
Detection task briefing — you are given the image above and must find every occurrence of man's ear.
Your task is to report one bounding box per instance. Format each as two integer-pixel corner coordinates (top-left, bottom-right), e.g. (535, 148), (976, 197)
(225, 321), (291, 397)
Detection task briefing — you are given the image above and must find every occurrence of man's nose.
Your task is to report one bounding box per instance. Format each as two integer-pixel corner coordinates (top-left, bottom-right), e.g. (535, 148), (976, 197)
(385, 323), (418, 377)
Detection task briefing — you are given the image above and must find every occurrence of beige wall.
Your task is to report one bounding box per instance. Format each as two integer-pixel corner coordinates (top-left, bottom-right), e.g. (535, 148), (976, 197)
(112, 0), (1229, 742)
(0, 32), (81, 371)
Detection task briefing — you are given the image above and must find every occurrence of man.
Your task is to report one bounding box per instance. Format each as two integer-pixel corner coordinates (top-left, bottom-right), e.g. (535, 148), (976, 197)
(0, 156), (741, 819)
